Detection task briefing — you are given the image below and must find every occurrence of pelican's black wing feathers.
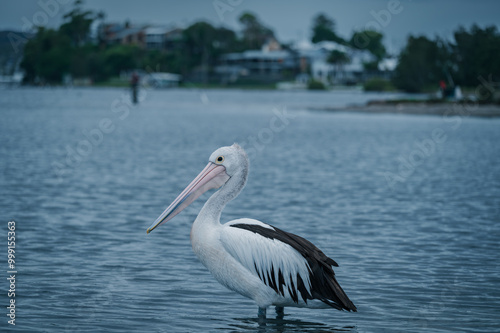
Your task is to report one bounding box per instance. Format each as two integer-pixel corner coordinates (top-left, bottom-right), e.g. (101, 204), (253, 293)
(229, 223), (357, 311)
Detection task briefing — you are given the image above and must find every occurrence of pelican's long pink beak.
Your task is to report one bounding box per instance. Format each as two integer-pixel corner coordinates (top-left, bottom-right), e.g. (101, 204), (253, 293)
(147, 162), (230, 234)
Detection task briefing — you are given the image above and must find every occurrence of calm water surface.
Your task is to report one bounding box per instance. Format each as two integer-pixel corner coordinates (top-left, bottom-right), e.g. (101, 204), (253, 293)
(1, 87), (499, 332)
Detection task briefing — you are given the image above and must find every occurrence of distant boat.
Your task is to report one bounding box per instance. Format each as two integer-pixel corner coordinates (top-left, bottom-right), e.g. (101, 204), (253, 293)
(276, 81), (307, 90)
(144, 72), (181, 88)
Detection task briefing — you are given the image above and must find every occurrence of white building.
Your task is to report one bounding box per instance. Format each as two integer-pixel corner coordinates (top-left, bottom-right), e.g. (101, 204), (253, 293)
(294, 40), (393, 85)
(145, 27), (183, 51)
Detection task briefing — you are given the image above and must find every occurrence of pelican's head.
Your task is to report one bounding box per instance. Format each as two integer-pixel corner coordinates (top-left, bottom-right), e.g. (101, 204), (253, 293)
(208, 143), (248, 177)
(147, 144), (248, 233)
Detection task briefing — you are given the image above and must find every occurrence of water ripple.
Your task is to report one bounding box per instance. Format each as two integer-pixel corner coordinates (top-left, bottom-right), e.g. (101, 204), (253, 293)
(0, 88), (499, 332)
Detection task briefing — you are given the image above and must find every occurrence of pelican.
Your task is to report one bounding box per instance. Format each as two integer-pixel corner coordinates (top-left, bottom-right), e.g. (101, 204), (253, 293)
(147, 144), (356, 319)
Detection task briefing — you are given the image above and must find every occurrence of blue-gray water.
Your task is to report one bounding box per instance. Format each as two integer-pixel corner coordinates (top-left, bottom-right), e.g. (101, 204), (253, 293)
(1, 87), (499, 332)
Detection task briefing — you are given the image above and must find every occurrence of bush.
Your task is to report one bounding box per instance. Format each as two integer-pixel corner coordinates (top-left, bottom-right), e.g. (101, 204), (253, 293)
(363, 78), (394, 92)
(308, 79), (326, 90)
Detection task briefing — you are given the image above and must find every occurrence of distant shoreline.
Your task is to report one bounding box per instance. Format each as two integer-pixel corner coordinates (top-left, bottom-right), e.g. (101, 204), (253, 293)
(4, 85), (500, 118)
(308, 101), (500, 118)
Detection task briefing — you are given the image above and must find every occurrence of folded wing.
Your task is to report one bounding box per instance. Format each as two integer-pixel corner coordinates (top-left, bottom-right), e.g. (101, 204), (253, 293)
(220, 219), (357, 311)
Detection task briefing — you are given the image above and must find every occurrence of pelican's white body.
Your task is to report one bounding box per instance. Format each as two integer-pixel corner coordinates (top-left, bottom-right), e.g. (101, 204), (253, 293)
(191, 216), (328, 308)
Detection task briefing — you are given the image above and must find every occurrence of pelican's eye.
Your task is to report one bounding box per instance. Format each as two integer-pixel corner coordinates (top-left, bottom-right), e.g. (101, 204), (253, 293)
(215, 155), (224, 164)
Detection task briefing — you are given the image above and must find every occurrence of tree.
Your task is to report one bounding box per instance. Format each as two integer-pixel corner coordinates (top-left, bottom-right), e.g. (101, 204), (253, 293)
(182, 21), (217, 78)
(21, 27), (72, 83)
(327, 50), (350, 65)
(180, 21), (240, 77)
(213, 27), (238, 52)
(238, 12), (274, 49)
(59, 0), (96, 46)
(452, 25), (500, 87)
(350, 30), (386, 61)
(393, 25), (500, 93)
(311, 14), (344, 44)
(103, 45), (140, 77)
(392, 36), (444, 92)
(20, 0), (99, 83)
(327, 50), (350, 83)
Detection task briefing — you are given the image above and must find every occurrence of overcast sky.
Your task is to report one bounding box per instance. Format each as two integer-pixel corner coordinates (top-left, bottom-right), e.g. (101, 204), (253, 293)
(2, 0), (500, 51)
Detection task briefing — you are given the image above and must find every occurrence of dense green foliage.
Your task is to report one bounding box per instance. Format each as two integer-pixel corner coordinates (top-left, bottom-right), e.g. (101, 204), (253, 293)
(18, 1), (500, 93)
(312, 15), (386, 69)
(363, 78), (394, 92)
(21, 28), (72, 82)
(452, 25), (500, 86)
(327, 50), (350, 66)
(392, 36), (445, 93)
(311, 14), (345, 45)
(393, 25), (500, 92)
(59, 2), (96, 46)
(179, 22), (240, 76)
(238, 12), (275, 50)
(307, 79), (326, 90)
(350, 30), (386, 62)
(19, 3), (270, 84)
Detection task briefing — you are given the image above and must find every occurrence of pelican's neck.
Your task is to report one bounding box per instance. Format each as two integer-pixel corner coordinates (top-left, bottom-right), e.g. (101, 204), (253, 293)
(196, 163), (248, 227)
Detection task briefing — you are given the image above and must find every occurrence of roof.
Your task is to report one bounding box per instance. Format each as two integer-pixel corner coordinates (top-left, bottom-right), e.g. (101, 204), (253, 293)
(113, 27), (145, 39)
(293, 39), (348, 53)
(316, 41), (348, 53)
(145, 27), (175, 35)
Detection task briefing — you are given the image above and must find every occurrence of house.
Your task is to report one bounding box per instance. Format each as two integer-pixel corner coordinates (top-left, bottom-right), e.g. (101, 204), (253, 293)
(293, 40), (395, 85)
(98, 23), (148, 47)
(145, 27), (167, 50)
(216, 39), (298, 83)
(98, 23), (183, 51)
(110, 26), (146, 47)
(377, 57), (398, 80)
(145, 27), (183, 51)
